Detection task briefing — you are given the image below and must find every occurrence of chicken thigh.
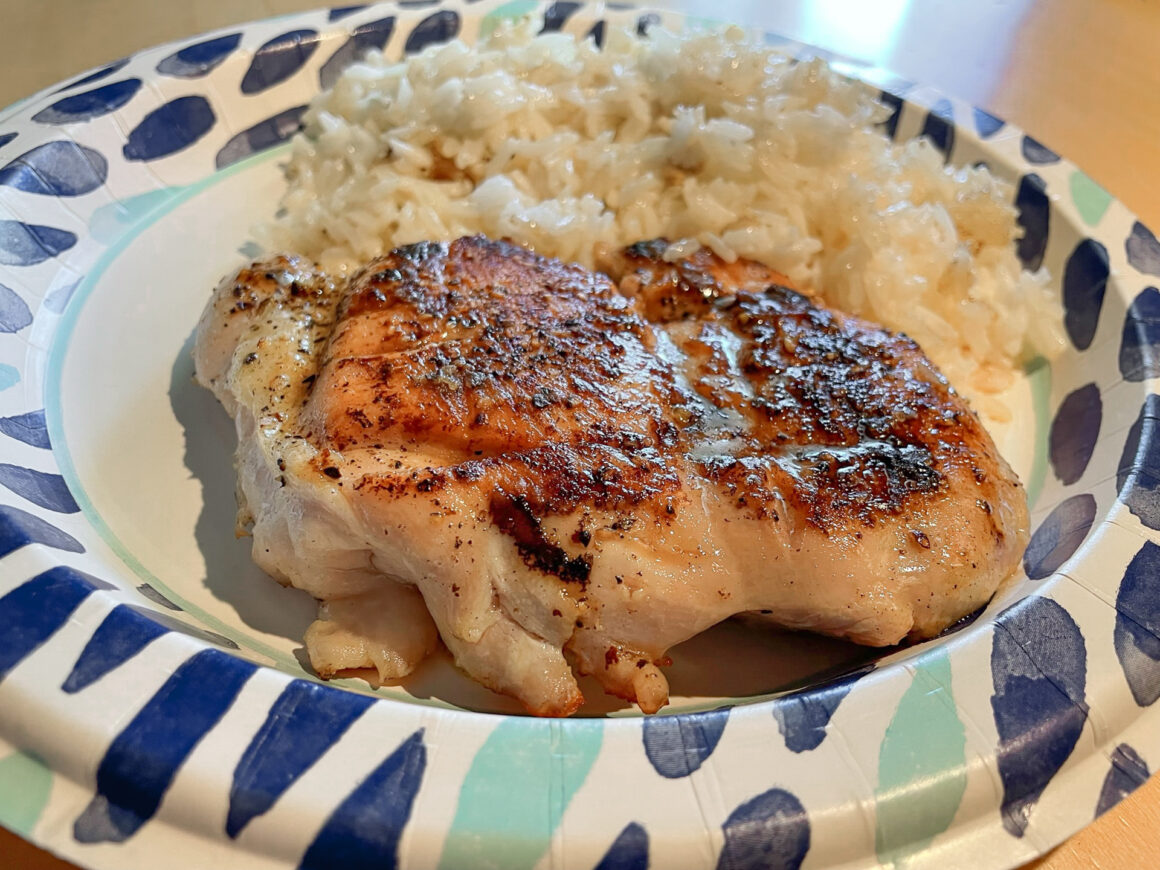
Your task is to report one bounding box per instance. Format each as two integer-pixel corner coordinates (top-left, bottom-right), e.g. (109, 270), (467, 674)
(194, 236), (1028, 715)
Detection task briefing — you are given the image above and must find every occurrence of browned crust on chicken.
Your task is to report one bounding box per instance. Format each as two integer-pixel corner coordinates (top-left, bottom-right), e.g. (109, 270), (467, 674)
(303, 239), (685, 458)
(605, 243), (1012, 538)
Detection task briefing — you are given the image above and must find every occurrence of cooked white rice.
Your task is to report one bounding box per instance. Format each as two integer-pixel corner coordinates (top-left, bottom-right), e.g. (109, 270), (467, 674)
(261, 21), (1065, 405)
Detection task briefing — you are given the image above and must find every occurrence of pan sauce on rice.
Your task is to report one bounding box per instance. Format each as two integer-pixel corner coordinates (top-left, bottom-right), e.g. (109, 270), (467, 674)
(261, 21), (1065, 408)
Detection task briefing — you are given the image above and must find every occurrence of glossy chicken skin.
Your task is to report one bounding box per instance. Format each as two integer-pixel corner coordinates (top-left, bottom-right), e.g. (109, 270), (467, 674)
(195, 236), (1029, 716)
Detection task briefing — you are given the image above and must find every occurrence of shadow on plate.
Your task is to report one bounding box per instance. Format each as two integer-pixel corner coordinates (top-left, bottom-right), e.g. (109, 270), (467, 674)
(169, 330), (316, 643)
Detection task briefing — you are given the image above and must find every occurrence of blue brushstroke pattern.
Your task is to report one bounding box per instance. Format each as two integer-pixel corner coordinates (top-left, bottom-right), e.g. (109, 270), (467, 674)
(973, 107), (1004, 138)
(1120, 287), (1160, 382)
(772, 665), (874, 753)
(1022, 494), (1097, 580)
(1021, 136), (1060, 165)
(241, 30), (322, 95)
(990, 597), (1087, 837)
(1049, 383), (1102, 484)
(1114, 541), (1160, 706)
(329, 6), (367, 21)
(0, 464), (79, 512)
(0, 410), (50, 448)
(1117, 394), (1160, 530)
(298, 730), (426, 870)
(122, 605), (237, 648)
(62, 604), (169, 693)
(227, 680), (373, 837)
(1061, 238), (1108, 351)
(72, 650), (256, 843)
(1015, 173), (1049, 272)
(594, 821), (648, 870)
(0, 567), (111, 682)
(642, 707), (730, 778)
(0, 504), (83, 557)
(0, 284), (32, 333)
(216, 106), (307, 169)
(0, 132), (16, 150)
(319, 17), (396, 90)
(63, 603), (238, 694)
(136, 584), (181, 610)
(156, 33), (241, 78)
(1095, 744), (1150, 817)
(541, 1), (581, 32)
(717, 788), (810, 870)
(1127, 221), (1160, 278)
(54, 60), (130, 93)
(0, 141), (107, 197)
(0, 220), (77, 267)
(33, 79), (142, 124)
(920, 99), (954, 161)
(404, 10), (460, 53)
(636, 12), (661, 36)
(878, 90), (903, 141)
(122, 96), (216, 161)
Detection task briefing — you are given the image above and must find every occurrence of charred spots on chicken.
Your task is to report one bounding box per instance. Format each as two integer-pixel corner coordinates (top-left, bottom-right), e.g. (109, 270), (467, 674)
(799, 441), (943, 527)
(591, 463), (622, 488)
(698, 436), (946, 530)
(532, 386), (556, 409)
(371, 267), (404, 285)
(761, 283), (812, 311)
(655, 419), (680, 448)
(626, 239), (670, 261)
(609, 514), (636, 532)
(615, 238), (801, 322)
(346, 407), (374, 430)
(513, 444), (678, 515)
(395, 240), (446, 263)
(977, 496), (1006, 541)
(414, 472), (443, 493)
(452, 460), (487, 482)
(350, 464), (447, 498)
(489, 490), (592, 584)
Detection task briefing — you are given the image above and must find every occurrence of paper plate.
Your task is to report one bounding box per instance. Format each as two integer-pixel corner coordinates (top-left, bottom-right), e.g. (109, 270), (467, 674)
(0, 1), (1157, 867)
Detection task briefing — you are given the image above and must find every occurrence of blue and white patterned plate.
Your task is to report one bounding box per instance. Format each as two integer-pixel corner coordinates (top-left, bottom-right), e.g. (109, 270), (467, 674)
(1, 1), (1159, 867)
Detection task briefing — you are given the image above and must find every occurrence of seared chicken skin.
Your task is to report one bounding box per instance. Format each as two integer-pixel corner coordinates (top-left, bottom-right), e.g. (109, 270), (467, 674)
(194, 236), (1028, 716)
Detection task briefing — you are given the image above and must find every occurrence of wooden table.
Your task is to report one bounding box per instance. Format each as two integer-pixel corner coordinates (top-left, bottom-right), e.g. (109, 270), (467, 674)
(1, 0), (1158, 867)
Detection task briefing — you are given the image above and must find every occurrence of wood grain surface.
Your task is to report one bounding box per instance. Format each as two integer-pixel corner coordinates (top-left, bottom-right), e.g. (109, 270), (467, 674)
(1, 1), (1157, 868)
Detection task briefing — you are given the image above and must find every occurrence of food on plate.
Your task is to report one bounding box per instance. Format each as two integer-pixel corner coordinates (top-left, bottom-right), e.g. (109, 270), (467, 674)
(262, 20), (1065, 414)
(197, 21), (1061, 714)
(194, 235), (1029, 716)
